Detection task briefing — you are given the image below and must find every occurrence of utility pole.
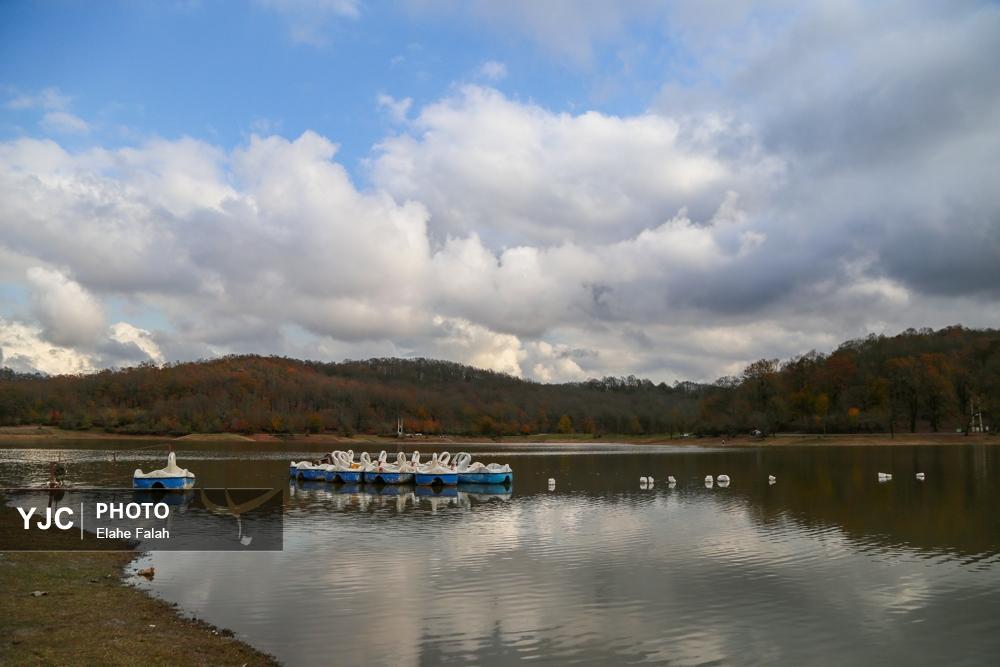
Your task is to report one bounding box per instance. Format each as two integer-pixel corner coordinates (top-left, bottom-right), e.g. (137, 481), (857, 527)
(971, 398), (985, 433)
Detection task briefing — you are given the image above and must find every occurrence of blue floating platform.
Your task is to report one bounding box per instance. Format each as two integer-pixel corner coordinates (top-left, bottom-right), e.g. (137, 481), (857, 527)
(458, 471), (513, 485)
(298, 467), (327, 481)
(132, 476), (195, 490)
(364, 471), (414, 484)
(414, 472), (458, 486)
(326, 470), (363, 483)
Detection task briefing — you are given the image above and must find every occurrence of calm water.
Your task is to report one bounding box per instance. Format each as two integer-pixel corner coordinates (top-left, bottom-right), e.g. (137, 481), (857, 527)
(3, 440), (1000, 666)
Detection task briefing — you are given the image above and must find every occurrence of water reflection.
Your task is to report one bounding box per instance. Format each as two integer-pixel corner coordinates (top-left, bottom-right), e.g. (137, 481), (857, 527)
(287, 480), (514, 515)
(3, 442), (1000, 665)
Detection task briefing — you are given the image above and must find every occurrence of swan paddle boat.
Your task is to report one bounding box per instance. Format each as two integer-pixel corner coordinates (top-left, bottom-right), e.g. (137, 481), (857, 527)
(290, 460), (328, 481)
(454, 452), (513, 485)
(325, 450), (364, 483)
(133, 452), (196, 490)
(363, 451), (416, 485)
(414, 452), (459, 486)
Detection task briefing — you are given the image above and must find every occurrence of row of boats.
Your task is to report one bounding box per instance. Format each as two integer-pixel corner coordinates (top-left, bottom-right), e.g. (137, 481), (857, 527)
(130, 450), (513, 490)
(290, 451), (513, 486)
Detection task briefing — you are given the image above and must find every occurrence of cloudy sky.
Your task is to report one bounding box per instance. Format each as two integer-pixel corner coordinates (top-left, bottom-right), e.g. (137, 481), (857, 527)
(1, 1), (998, 382)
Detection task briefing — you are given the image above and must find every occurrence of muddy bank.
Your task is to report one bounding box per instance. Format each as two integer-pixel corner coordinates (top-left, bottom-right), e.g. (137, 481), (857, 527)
(0, 502), (278, 666)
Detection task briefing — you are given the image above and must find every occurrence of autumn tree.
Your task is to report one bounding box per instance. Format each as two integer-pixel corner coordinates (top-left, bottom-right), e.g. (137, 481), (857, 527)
(557, 414), (573, 434)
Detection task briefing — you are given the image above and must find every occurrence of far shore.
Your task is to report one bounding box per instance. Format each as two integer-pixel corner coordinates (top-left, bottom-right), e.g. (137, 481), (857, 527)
(0, 425), (995, 448)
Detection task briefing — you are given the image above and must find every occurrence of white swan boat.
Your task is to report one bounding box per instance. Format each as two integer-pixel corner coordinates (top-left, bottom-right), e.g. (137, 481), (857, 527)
(324, 450), (364, 483)
(133, 451), (195, 489)
(414, 452), (458, 486)
(363, 451), (415, 484)
(290, 460), (327, 481)
(454, 452), (513, 485)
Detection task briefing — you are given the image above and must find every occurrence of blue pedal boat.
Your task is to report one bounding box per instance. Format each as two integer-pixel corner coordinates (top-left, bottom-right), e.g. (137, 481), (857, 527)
(300, 468), (327, 481)
(458, 470), (513, 485)
(133, 476), (195, 490)
(133, 452), (196, 490)
(290, 461), (320, 479)
(414, 471), (458, 486)
(326, 469), (363, 484)
(364, 470), (414, 484)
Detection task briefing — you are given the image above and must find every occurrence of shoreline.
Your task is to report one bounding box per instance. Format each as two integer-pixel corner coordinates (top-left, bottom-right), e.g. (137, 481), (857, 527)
(0, 503), (278, 665)
(0, 425), (995, 448)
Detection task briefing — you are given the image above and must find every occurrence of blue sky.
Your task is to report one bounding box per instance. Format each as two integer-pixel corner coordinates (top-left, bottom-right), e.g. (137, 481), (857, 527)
(1, 1), (675, 174)
(1, 1), (998, 381)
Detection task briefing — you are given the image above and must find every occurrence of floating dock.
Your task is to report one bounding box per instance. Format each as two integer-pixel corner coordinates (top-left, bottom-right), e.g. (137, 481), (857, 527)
(289, 450), (513, 489)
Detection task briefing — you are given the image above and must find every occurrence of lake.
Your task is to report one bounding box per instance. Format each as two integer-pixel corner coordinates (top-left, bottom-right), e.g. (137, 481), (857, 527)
(3, 440), (1000, 666)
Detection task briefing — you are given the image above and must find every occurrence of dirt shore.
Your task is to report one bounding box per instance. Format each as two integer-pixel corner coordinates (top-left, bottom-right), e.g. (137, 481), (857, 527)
(0, 503), (278, 666)
(0, 424), (994, 448)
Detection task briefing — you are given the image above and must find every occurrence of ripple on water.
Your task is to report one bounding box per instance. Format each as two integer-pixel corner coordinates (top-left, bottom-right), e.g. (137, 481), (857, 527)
(6, 442), (1000, 666)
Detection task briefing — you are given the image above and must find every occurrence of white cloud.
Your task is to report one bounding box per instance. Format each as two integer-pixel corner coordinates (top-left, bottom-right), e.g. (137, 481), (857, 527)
(5, 87), (91, 135)
(1, 26), (997, 384)
(376, 94), (413, 124)
(40, 111), (90, 134)
(372, 86), (782, 247)
(0, 318), (96, 375)
(478, 60), (507, 81)
(257, 0), (361, 45)
(5, 87), (71, 111)
(26, 267), (106, 348)
(430, 316), (525, 376)
(110, 322), (165, 365)
(406, 1), (665, 64)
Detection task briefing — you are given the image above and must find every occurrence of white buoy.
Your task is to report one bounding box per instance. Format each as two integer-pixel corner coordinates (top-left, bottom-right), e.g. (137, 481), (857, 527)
(768, 475), (776, 485)
(667, 475), (676, 484)
(639, 476), (648, 485)
(547, 478), (556, 489)
(916, 472), (925, 481)
(704, 475), (713, 483)
(648, 476), (654, 485)
(878, 472), (892, 482)
(716, 474), (730, 483)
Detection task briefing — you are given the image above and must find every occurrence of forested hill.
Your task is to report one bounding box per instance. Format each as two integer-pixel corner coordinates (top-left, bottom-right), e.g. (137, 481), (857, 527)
(1, 326), (997, 437)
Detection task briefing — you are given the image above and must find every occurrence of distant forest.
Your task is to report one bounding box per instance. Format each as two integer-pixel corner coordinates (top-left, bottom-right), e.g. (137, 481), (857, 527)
(1, 326), (997, 437)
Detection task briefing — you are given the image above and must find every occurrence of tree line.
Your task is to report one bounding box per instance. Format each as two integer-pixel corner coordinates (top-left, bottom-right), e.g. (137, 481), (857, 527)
(0, 326), (996, 437)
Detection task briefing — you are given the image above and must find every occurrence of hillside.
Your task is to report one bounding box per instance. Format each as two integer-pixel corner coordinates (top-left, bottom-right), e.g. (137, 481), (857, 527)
(0, 327), (997, 437)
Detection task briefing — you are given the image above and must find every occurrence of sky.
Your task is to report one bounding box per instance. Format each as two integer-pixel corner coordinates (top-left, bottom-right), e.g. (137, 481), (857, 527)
(1, 0), (998, 383)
